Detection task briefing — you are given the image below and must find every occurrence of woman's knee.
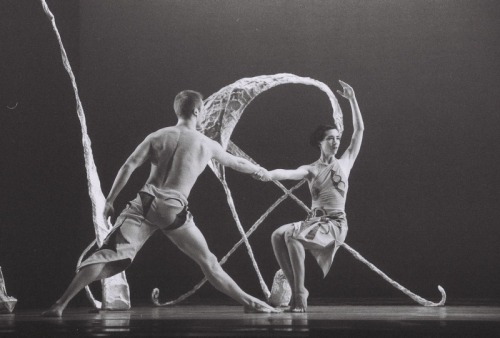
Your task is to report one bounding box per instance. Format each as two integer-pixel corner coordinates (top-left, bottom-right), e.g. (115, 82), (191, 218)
(272, 224), (293, 240)
(271, 229), (284, 245)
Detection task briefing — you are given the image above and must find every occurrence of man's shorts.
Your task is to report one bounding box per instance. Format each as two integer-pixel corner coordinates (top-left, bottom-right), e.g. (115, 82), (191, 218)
(78, 184), (195, 271)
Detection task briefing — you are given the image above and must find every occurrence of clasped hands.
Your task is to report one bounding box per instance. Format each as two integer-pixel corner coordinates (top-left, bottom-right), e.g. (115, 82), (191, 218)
(251, 167), (272, 182)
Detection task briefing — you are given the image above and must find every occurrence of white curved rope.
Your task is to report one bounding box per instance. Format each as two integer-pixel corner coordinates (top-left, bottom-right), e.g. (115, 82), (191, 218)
(341, 243), (446, 306)
(220, 177), (271, 299)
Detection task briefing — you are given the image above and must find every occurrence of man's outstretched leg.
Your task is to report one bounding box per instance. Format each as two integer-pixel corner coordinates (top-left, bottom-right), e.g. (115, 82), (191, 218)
(165, 225), (280, 313)
(42, 261), (126, 317)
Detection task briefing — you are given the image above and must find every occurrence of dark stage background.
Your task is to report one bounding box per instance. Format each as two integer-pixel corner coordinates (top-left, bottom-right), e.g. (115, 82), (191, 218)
(1, 0), (499, 309)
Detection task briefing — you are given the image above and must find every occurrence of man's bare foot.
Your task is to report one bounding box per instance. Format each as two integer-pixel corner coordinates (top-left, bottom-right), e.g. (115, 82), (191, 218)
(41, 303), (64, 317)
(244, 298), (282, 313)
(291, 289), (309, 313)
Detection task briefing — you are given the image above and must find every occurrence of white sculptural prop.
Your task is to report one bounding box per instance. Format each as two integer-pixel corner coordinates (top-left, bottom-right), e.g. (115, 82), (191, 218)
(40, 0), (130, 310)
(38, 0), (445, 307)
(269, 270), (292, 307)
(0, 267), (17, 313)
(153, 74), (446, 307)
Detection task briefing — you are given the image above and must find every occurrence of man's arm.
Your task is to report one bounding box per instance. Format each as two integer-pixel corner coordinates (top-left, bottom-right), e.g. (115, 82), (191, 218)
(209, 139), (310, 182)
(337, 80), (364, 165)
(104, 136), (152, 221)
(210, 140), (263, 175)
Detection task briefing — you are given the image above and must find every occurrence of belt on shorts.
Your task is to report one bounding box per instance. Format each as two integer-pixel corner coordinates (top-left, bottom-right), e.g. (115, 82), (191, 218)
(306, 207), (345, 223)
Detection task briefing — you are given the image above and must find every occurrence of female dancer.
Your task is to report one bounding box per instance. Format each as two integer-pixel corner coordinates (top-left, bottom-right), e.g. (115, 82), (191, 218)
(260, 80), (364, 312)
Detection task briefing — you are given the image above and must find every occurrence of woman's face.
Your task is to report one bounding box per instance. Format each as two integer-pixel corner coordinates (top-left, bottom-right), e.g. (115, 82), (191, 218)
(319, 129), (341, 155)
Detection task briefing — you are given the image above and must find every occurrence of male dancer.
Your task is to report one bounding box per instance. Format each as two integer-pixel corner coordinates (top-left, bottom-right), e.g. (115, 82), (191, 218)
(43, 90), (278, 316)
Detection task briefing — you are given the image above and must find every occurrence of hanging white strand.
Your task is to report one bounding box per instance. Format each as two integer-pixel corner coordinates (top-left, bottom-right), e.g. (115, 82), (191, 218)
(39, 0), (107, 239)
(39, 0), (130, 310)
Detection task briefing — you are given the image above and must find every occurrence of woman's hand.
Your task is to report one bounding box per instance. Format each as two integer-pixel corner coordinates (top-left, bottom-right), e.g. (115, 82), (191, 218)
(336, 80), (355, 100)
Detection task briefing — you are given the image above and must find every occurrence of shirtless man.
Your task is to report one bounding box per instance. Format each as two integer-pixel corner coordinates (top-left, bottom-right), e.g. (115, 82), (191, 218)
(43, 90), (278, 316)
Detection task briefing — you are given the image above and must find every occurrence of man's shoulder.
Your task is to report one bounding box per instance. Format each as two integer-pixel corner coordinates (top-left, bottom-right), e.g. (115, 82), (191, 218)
(154, 126), (177, 134)
(141, 128), (178, 150)
(148, 126), (179, 138)
(188, 130), (216, 145)
(148, 126), (217, 148)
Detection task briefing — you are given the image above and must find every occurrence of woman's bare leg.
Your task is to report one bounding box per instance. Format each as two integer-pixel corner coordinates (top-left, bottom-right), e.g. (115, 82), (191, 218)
(285, 232), (308, 312)
(271, 224), (296, 307)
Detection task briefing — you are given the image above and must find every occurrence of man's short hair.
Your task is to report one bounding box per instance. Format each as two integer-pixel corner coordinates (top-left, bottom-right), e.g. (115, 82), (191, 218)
(173, 90), (203, 118)
(309, 124), (339, 148)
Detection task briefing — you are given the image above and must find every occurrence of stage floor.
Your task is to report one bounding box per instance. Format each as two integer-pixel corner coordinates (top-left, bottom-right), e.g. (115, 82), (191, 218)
(1, 302), (500, 337)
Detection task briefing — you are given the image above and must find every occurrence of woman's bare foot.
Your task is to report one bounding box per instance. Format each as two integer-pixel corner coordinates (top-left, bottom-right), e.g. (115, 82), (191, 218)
(291, 289), (309, 313)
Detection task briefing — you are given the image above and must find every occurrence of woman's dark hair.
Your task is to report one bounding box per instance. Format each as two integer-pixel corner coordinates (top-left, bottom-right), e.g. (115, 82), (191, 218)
(309, 124), (338, 148)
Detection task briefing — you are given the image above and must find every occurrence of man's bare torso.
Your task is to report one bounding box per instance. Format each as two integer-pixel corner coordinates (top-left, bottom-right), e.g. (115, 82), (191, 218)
(144, 126), (214, 198)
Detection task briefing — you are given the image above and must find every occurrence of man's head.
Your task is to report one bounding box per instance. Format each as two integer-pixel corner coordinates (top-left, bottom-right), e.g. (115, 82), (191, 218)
(173, 90), (204, 119)
(309, 124), (341, 153)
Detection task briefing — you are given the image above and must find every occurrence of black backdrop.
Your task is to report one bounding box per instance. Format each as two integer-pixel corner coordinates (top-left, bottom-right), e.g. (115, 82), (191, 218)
(1, 0), (499, 309)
